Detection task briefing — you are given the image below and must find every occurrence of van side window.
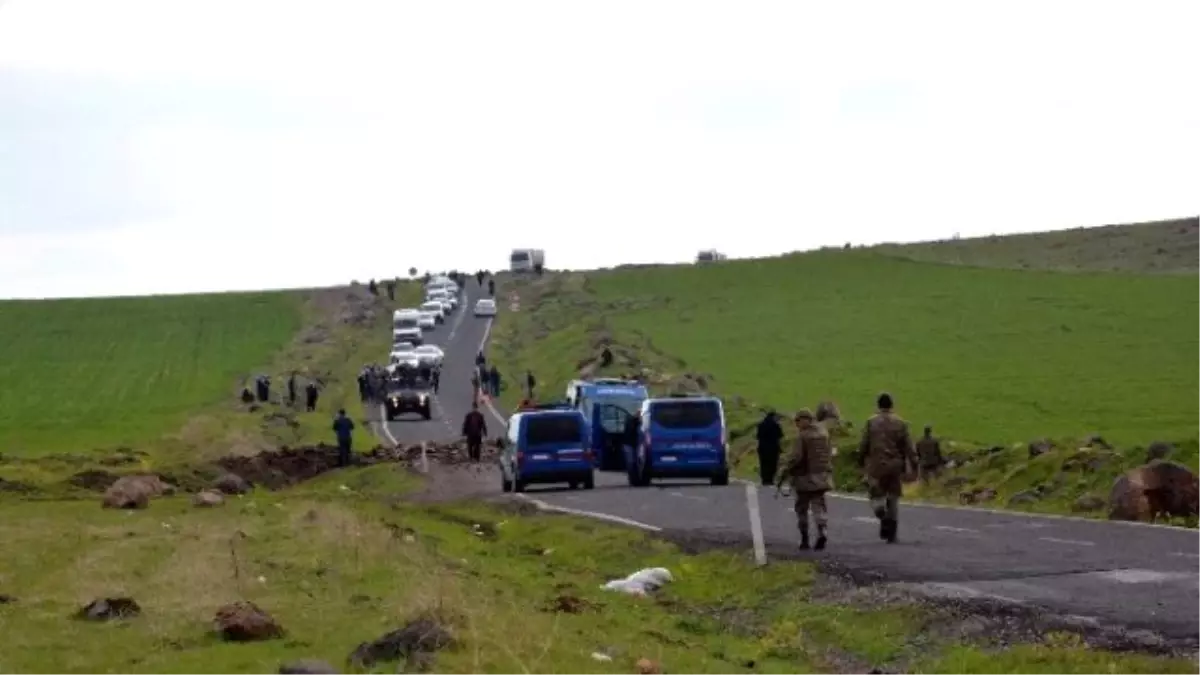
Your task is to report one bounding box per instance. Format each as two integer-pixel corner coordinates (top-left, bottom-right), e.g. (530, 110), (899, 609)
(507, 419), (520, 449)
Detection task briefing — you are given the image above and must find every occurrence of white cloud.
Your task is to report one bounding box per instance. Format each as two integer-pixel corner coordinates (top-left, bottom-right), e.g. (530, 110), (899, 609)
(0, 0), (1197, 297)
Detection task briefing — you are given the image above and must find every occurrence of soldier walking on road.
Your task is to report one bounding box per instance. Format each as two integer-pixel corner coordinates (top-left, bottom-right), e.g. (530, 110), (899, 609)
(917, 425), (944, 484)
(777, 409), (834, 550)
(462, 403), (488, 462)
(332, 409), (355, 467)
(305, 381), (320, 411)
(857, 392), (917, 544)
(755, 410), (784, 486)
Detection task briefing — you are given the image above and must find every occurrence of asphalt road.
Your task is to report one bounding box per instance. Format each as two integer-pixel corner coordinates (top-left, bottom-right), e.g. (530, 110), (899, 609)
(378, 288), (1200, 642)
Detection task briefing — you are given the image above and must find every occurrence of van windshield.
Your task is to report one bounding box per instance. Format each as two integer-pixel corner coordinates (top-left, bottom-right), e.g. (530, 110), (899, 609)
(394, 318), (419, 329)
(525, 415), (582, 446)
(650, 400), (721, 429)
(511, 251), (529, 263)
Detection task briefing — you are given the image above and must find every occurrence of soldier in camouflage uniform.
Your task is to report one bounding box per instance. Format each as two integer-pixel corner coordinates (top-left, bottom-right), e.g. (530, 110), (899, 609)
(916, 425), (944, 484)
(776, 409), (834, 550)
(856, 392), (916, 543)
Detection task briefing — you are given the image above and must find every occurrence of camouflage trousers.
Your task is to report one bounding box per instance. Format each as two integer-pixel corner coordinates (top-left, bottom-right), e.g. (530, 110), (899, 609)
(866, 473), (902, 521)
(794, 490), (829, 531)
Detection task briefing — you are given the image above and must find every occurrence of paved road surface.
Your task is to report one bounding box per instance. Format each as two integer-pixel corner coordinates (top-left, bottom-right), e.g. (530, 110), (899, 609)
(377, 291), (1200, 641)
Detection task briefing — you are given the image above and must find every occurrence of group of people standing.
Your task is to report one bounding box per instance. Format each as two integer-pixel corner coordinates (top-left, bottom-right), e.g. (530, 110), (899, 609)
(757, 392), (944, 550)
(241, 373), (321, 412)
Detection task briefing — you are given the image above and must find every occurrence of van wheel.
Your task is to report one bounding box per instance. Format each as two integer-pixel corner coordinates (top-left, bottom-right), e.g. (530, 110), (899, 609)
(583, 474), (595, 490)
(421, 404), (432, 420)
(514, 480), (526, 493)
(502, 476), (513, 493)
(711, 470), (730, 486)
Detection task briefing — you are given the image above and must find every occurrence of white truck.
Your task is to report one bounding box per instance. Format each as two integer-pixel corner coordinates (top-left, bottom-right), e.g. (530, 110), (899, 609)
(696, 250), (727, 264)
(510, 248), (545, 273)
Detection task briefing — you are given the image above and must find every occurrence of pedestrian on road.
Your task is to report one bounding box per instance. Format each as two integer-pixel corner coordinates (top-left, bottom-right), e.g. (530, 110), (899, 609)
(777, 409), (833, 551)
(332, 409), (355, 467)
(487, 279), (495, 297)
(431, 364), (442, 393)
(856, 392), (917, 544)
(461, 402), (488, 461)
(488, 365), (501, 397)
(470, 371), (481, 403)
(476, 351), (487, 368)
(755, 410), (784, 486)
(305, 382), (319, 412)
(525, 370), (537, 399)
(917, 425), (944, 484)
(287, 372), (297, 407)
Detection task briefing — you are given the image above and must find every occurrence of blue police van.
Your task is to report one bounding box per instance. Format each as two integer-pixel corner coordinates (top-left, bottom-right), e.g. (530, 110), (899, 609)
(567, 378), (649, 471)
(499, 403), (595, 493)
(625, 394), (729, 487)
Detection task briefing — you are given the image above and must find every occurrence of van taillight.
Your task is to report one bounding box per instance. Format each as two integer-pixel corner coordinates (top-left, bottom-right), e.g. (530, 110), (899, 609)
(583, 449), (593, 462)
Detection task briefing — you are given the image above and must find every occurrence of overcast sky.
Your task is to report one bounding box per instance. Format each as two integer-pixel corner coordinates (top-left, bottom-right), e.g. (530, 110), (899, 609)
(1, 0), (1197, 298)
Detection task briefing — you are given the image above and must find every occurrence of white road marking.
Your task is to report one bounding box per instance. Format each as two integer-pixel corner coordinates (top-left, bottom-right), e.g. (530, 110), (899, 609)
(515, 495), (662, 532)
(476, 318), (509, 427)
(1038, 536), (1095, 547)
(745, 482), (768, 566)
(1093, 569), (1195, 584)
(445, 293), (468, 341)
(1171, 552), (1200, 559)
(934, 525), (980, 534)
(378, 405), (399, 446)
(852, 516), (878, 525)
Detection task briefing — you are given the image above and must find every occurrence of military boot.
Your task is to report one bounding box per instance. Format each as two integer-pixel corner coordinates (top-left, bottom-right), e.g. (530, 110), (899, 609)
(798, 527), (810, 550)
(883, 518), (898, 544)
(814, 525), (828, 551)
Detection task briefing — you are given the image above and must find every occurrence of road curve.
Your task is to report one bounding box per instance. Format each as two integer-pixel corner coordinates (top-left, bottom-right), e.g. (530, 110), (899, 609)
(379, 293), (1200, 643)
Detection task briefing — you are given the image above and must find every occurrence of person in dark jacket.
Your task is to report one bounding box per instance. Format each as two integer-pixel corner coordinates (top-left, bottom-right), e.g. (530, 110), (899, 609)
(525, 370), (537, 399)
(332, 409), (355, 466)
(487, 279), (495, 297)
(488, 365), (501, 397)
(287, 373), (297, 407)
(476, 351), (487, 367)
(756, 410), (784, 486)
(255, 374), (270, 402)
(431, 364), (441, 393)
(357, 370), (369, 402)
(305, 382), (319, 412)
(461, 403), (488, 461)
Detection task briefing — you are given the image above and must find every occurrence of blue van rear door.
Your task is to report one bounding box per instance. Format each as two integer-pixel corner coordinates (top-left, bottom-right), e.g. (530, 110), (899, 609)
(521, 414), (588, 469)
(649, 400), (723, 465)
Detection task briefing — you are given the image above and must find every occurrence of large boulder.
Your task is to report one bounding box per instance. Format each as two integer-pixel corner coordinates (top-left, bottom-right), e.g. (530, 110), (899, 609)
(214, 601), (284, 642)
(1108, 461), (1199, 522)
(101, 475), (174, 509)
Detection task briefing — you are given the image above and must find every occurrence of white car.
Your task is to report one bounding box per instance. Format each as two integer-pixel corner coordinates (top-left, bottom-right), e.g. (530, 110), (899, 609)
(418, 312), (437, 330)
(474, 298), (497, 317)
(414, 344), (445, 367)
(419, 301), (447, 323)
(389, 350), (420, 369)
(393, 341), (416, 352)
(392, 327), (423, 346)
(429, 291), (457, 310)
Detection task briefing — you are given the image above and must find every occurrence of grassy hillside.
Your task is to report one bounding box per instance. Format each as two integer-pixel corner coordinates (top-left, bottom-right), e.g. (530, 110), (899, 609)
(0, 292), (303, 456)
(877, 216), (1199, 274)
(487, 222), (1198, 519)
(0, 465), (1191, 674)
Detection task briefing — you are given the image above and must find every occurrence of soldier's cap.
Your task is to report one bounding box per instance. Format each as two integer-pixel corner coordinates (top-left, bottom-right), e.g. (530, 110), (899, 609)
(794, 408), (814, 421)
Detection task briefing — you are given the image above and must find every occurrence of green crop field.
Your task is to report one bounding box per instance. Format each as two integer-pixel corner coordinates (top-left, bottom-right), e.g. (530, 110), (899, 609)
(0, 292), (303, 457)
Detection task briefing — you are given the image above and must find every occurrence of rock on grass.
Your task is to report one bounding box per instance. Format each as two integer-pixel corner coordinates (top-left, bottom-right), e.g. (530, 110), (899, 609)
(278, 659), (338, 674)
(214, 601), (284, 641)
(75, 597), (141, 621)
(348, 614), (454, 670)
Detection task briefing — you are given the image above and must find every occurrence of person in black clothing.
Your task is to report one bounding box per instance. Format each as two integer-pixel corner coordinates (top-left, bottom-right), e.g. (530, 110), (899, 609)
(357, 370), (369, 402)
(475, 351), (486, 367)
(431, 364), (441, 393)
(756, 410), (784, 486)
(287, 373), (297, 407)
(305, 382), (319, 411)
(488, 365), (501, 397)
(333, 409), (355, 466)
(525, 370), (537, 399)
(461, 403), (488, 461)
(487, 279), (495, 297)
(255, 374), (270, 402)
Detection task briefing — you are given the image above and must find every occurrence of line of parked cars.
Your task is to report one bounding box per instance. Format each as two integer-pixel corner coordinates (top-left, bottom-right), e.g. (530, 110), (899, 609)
(382, 276), (462, 420)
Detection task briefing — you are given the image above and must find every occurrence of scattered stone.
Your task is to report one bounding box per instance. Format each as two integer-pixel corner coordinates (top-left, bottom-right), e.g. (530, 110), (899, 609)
(102, 474), (175, 509)
(75, 597), (141, 621)
(214, 601), (284, 642)
(636, 657), (662, 674)
(1007, 490), (1040, 505)
(1028, 439), (1053, 458)
(212, 473), (252, 495)
(348, 614), (455, 669)
(192, 490), (226, 507)
(959, 487), (997, 505)
(1146, 441), (1174, 463)
(1108, 461), (1199, 522)
(278, 659), (338, 674)
(1072, 495), (1106, 512)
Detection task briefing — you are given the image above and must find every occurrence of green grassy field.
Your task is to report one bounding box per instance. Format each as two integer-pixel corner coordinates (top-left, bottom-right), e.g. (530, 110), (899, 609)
(0, 464), (1190, 674)
(0, 292), (303, 456)
(875, 216), (1198, 274)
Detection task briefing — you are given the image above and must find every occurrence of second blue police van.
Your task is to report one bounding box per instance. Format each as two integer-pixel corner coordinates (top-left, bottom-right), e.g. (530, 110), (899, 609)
(499, 403), (595, 493)
(568, 378), (648, 471)
(625, 394), (729, 487)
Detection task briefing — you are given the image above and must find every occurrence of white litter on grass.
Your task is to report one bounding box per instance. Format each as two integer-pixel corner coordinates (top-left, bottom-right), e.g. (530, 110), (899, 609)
(257, 575), (267, 584)
(591, 652), (613, 662)
(601, 567), (674, 596)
